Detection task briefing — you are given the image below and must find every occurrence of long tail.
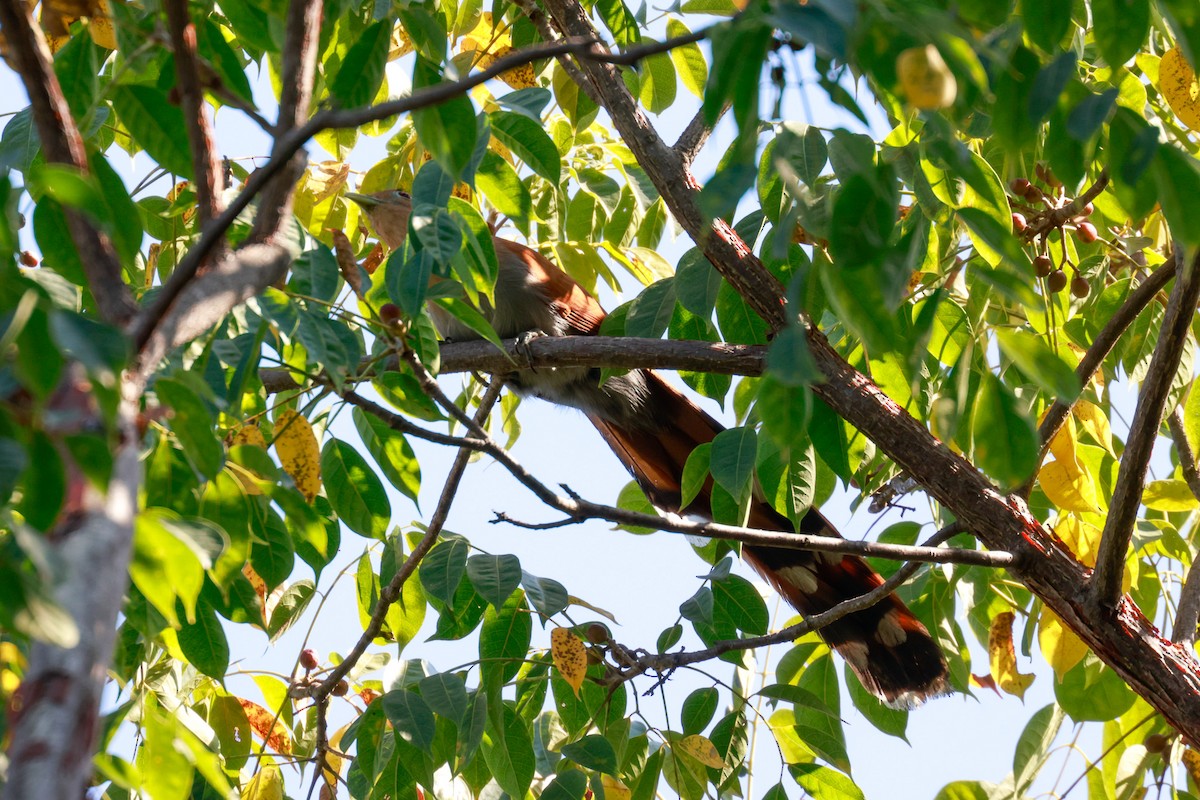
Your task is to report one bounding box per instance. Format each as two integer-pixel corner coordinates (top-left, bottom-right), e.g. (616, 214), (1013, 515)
(588, 371), (948, 707)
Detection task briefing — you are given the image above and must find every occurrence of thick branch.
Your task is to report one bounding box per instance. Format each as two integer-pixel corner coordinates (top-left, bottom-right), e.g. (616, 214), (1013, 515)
(1093, 247), (1200, 610)
(538, 0), (1200, 741)
(164, 0), (222, 225)
(0, 0), (135, 325)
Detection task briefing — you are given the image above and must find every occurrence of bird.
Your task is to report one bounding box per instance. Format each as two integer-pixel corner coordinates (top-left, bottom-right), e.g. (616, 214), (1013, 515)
(345, 188), (949, 707)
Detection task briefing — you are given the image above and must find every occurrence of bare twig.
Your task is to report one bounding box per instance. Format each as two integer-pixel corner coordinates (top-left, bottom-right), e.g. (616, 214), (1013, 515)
(164, 0), (222, 225)
(609, 521), (969, 679)
(303, 379), (506, 700)
(1027, 257), (1179, 495)
(1093, 246), (1200, 610)
(0, 0), (135, 325)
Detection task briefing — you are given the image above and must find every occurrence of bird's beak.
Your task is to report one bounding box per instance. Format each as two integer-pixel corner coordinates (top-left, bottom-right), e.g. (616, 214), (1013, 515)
(344, 192), (378, 208)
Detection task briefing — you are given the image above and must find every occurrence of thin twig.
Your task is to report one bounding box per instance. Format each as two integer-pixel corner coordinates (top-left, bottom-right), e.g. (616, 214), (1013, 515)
(1024, 256), (1179, 497)
(1093, 245), (1200, 610)
(609, 521), (969, 679)
(0, 0), (135, 324)
(673, 103), (728, 166)
(164, 0), (222, 225)
(304, 379), (506, 700)
(1168, 407), (1200, 645)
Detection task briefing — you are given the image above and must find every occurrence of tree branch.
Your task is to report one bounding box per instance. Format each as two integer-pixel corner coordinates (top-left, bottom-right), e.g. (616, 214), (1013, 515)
(538, 0), (1200, 742)
(1028, 257), (1179, 494)
(1092, 246), (1200, 610)
(302, 379), (507, 700)
(0, 0), (135, 325)
(673, 104), (727, 166)
(164, 0), (222, 225)
(1168, 408), (1200, 646)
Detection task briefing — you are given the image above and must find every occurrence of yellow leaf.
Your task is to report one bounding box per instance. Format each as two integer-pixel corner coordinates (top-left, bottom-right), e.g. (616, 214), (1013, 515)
(1142, 479), (1200, 511)
(1073, 400), (1115, 456)
(1055, 514), (1102, 567)
(229, 424), (269, 495)
(1045, 413), (1078, 468)
(273, 408), (321, 501)
(1039, 459), (1102, 513)
(550, 627), (587, 697)
(237, 698), (293, 755)
(232, 423), (267, 448)
(1183, 748), (1200, 784)
(1159, 47), (1200, 131)
(601, 775), (632, 800)
(243, 762), (284, 800)
(675, 734), (726, 769)
(988, 611), (1035, 699)
(1038, 605), (1088, 677)
(324, 723), (351, 788)
(896, 45), (957, 110)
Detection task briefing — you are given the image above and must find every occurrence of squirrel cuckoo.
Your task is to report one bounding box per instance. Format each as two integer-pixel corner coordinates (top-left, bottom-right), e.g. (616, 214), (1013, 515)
(347, 189), (949, 707)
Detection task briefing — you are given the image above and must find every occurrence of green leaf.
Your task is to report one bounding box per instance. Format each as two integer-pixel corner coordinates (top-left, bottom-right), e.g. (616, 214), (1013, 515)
(710, 427), (757, 503)
(561, 734), (619, 774)
(155, 378), (223, 479)
(479, 591), (532, 687)
(1020, 0), (1071, 50)
(111, 85), (193, 176)
(766, 326), (820, 387)
(319, 438), (391, 539)
(711, 574), (769, 636)
(178, 603), (230, 680)
(996, 329), (1081, 400)
(329, 19), (390, 109)
(1053, 655), (1136, 722)
(542, 770), (588, 800)
(482, 703), (535, 798)
(844, 665), (907, 741)
(0, 438), (27, 506)
(626, 278), (677, 338)
(680, 443), (712, 510)
(1154, 146), (1200, 248)
(676, 248), (722, 317)
(412, 58), (477, 178)
(250, 512), (295, 590)
(265, 580), (315, 641)
(1092, 0), (1150, 69)
(466, 553), (522, 608)
(477, 150), (533, 222)
(595, 0), (641, 45)
(667, 19), (708, 98)
(790, 764), (864, 800)
(352, 408), (421, 507)
(383, 690), (436, 754)
(681, 687), (719, 735)
(131, 509), (207, 627)
(419, 673), (468, 724)
(638, 46), (678, 114)
(490, 111), (561, 183)
(419, 536), (469, 606)
(16, 432), (63, 532)
(521, 571), (569, 617)
(971, 372), (1038, 487)
(1013, 704), (1064, 794)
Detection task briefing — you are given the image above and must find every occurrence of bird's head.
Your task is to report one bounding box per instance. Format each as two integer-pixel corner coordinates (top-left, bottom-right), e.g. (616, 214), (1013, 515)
(345, 189), (412, 249)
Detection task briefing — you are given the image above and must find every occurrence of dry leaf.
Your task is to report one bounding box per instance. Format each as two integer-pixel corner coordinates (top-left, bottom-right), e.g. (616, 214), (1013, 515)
(237, 698), (294, 755)
(988, 611), (1035, 699)
(551, 627), (587, 697)
(273, 408), (321, 501)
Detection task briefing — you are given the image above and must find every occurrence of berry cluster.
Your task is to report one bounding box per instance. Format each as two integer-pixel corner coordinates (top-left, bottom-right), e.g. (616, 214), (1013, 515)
(1008, 165), (1100, 299)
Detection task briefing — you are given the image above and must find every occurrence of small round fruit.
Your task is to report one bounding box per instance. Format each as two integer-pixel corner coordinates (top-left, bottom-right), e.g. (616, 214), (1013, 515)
(896, 44), (958, 110)
(1070, 274), (1090, 298)
(1081, 201), (1094, 216)
(1033, 255), (1054, 277)
(1077, 221), (1099, 243)
(333, 680), (349, 697)
(379, 303), (402, 327)
(300, 649), (319, 670)
(1047, 269), (1068, 293)
(1144, 733), (1169, 754)
(1023, 184), (1044, 202)
(1009, 178), (1031, 196)
(19, 250), (37, 267)
(585, 623), (609, 644)
(1012, 212), (1027, 232)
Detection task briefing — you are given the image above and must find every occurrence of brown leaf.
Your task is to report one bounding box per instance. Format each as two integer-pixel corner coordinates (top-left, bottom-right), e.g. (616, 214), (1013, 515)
(236, 698), (293, 755)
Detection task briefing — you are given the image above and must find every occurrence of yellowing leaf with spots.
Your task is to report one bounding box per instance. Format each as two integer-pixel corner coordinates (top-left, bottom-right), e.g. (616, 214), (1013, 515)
(551, 627), (587, 697)
(459, 13), (537, 89)
(243, 762), (284, 800)
(675, 734), (726, 768)
(601, 775), (632, 800)
(988, 612), (1035, 699)
(1038, 605), (1087, 677)
(232, 423), (267, 449)
(1038, 459), (1101, 513)
(273, 408), (321, 501)
(237, 698), (293, 755)
(1183, 747), (1200, 784)
(1159, 47), (1200, 131)
(229, 423), (269, 495)
(1142, 479), (1200, 511)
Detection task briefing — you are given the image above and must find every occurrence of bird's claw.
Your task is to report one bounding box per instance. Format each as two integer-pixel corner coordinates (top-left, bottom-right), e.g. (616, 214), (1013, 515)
(514, 330), (546, 371)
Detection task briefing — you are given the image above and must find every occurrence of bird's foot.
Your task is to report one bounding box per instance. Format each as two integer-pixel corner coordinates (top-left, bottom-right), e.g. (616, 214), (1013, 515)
(513, 329), (546, 371)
